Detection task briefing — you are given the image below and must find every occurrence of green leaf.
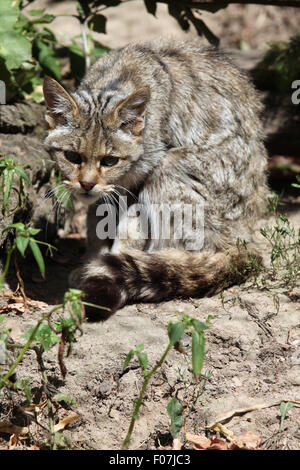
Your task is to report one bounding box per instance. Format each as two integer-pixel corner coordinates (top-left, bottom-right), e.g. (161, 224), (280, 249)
(33, 39), (61, 80)
(16, 235), (29, 257)
(192, 330), (205, 378)
(27, 227), (41, 236)
(76, 1), (91, 19)
(23, 323), (59, 352)
(88, 14), (107, 34)
(30, 14), (55, 25)
(15, 166), (30, 185)
(0, 31), (32, 69)
(280, 401), (294, 431)
(0, 0), (19, 34)
(29, 238), (45, 277)
(24, 385), (32, 404)
(191, 319), (209, 334)
(2, 222), (25, 233)
(123, 349), (134, 369)
(2, 168), (13, 213)
(137, 352), (148, 371)
(27, 9), (46, 16)
(53, 432), (70, 447)
(167, 397), (184, 438)
(136, 343), (144, 353)
(54, 393), (76, 408)
(69, 39), (86, 80)
(144, 0), (157, 16)
(168, 321), (186, 346)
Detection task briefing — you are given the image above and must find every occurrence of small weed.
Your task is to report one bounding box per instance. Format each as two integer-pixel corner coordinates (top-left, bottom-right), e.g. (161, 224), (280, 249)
(0, 288), (108, 449)
(122, 315), (209, 450)
(0, 222), (56, 289)
(259, 195), (300, 289)
(0, 156), (30, 216)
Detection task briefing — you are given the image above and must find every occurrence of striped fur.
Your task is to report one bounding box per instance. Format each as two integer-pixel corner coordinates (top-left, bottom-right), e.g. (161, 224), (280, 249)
(43, 38), (269, 320)
(81, 246), (261, 320)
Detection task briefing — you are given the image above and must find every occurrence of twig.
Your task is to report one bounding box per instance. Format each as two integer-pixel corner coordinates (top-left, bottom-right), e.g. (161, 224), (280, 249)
(13, 251), (28, 309)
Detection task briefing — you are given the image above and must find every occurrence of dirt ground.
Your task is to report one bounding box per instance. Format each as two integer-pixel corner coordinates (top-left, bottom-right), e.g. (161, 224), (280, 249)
(0, 0), (300, 451)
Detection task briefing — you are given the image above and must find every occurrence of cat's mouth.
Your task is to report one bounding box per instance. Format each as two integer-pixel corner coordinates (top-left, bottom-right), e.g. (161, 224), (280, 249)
(76, 191), (101, 205)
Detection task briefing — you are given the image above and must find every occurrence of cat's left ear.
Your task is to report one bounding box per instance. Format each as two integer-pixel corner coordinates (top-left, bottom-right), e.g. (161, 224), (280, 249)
(43, 76), (79, 128)
(112, 86), (150, 136)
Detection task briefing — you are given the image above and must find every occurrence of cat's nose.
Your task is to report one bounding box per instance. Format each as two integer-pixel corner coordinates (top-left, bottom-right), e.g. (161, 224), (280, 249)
(80, 181), (96, 192)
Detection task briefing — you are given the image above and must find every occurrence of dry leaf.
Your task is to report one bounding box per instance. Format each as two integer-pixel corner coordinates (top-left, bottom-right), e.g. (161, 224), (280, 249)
(186, 432), (212, 450)
(211, 422), (234, 441)
(0, 303), (26, 314)
(186, 431), (230, 450)
(229, 432), (262, 450)
(27, 299), (49, 310)
(0, 421), (28, 435)
(8, 433), (19, 450)
(53, 412), (79, 432)
(209, 438), (229, 450)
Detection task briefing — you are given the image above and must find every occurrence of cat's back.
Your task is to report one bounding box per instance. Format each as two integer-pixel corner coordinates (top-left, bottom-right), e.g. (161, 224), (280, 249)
(82, 37), (255, 99)
(79, 38), (264, 148)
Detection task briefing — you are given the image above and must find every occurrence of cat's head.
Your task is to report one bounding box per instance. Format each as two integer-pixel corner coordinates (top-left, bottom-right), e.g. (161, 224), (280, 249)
(43, 76), (150, 205)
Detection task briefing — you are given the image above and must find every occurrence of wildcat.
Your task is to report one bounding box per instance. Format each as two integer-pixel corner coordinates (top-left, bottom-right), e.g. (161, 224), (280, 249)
(43, 38), (269, 320)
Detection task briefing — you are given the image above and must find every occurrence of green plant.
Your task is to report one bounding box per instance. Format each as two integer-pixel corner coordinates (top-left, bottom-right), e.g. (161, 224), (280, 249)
(0, 288), (108, 449)
(279, 401), (294, 431)
(0, 156), (30, 216)
(0, 222), (56, 289)
(121, 314), (209, 450)
(0, 0), (109, 102)
(254, 34), (300, 93)
(259, 195), (300, 289)
(167, 397), (184, 441)
(0, 0), (59, 102)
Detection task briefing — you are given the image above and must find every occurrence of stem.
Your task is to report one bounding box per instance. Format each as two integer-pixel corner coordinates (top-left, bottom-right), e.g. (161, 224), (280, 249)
(122, 343), (172, 450)
(0, 246), (15, 285)
(80, 21), (90, 71)
(14, 251), (27, 307)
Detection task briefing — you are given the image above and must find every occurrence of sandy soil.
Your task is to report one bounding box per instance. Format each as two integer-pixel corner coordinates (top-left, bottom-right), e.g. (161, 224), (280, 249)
(0, 0), (300, 451)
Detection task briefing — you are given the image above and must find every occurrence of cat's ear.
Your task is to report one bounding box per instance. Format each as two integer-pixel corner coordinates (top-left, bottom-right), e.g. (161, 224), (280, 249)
(111, 86), (150, 136)
(43, 76), (79, 128)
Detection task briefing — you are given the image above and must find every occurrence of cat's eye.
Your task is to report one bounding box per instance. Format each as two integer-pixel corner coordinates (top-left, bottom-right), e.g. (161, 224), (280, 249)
(101, 156), (119, 167)
(64, 150), (82, 165)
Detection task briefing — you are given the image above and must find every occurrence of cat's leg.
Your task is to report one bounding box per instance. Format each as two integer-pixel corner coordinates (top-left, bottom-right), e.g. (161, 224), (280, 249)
(68, 201), (114, 287)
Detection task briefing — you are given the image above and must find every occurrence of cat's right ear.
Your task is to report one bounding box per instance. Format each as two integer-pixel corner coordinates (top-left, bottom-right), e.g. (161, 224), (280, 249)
(43, 76), (79, 128)
(110, 86), (150, 136)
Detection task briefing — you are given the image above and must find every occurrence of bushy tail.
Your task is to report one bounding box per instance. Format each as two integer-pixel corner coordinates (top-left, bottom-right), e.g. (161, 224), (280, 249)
(81, 246), (261, 320)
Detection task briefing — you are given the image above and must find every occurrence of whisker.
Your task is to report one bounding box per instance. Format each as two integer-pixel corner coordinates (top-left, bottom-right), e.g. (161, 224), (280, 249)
(114, 184), (138, 201)
(111, 190), (128, 215)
